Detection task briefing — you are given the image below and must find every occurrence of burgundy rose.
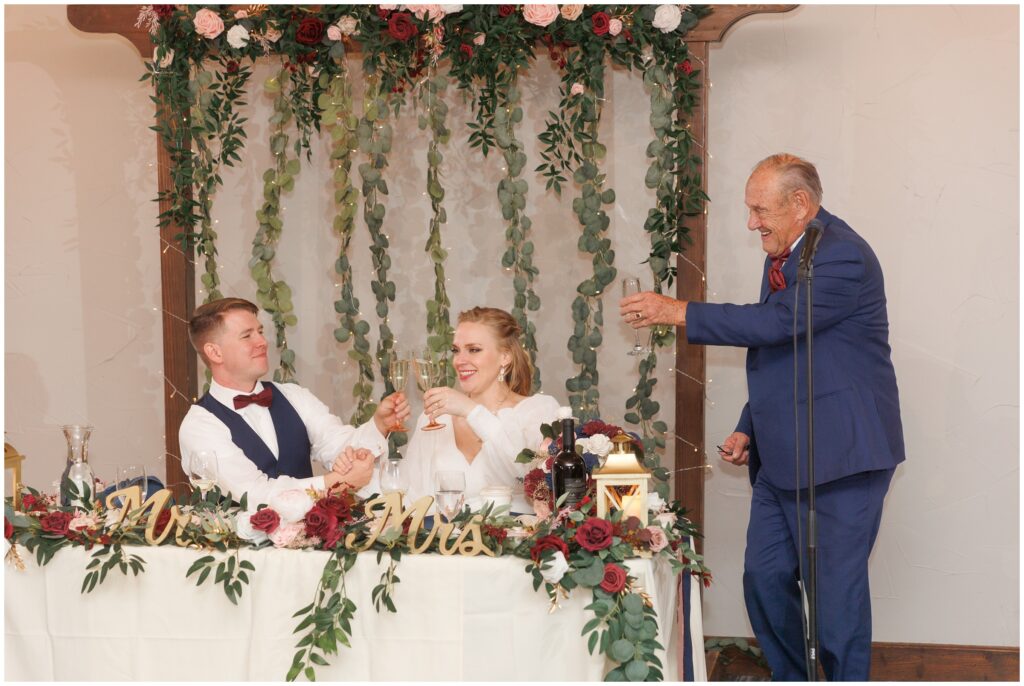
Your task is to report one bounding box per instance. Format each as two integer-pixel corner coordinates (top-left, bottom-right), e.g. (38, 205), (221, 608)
(21, 494), (46, 512)
(250, 507), (281, 534)
(623, 28), (634, 43)
(321, 525), (344, 550)
(386, 11), (417, 42)
(484, 525), (507, 545)
(5, 517), (13, 540)
(295, 17), (325, 45)
(582, 420), (622, 438)
(304, 505), (337, 541)
(523, 468), (548, 501)
(316, 494), (352, 524)
(681, 59), (693, 75)
(154, 509), (172, 537)
(153, 4), (174, 19)
(225, 60), (239, 74)
(459, 43), (473, 60)
(575, 517), (614, 551)
(497, 5), (515, 18)
(39, 511), (73, 537)
(591, 11), (610, 36)
(377, 7), (392, 19)
(599, 562), (627, 593)
(530, 534), (569, 563)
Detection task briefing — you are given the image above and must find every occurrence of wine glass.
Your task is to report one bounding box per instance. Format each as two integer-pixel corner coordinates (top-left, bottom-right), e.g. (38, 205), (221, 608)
(622, 277), (653, 356)
(380, 456), (405, 497)
(386, 351), (410, 432)
(189, 450), (219, 495)
(117, 464), (148, 495)
(414, 349), (447, 432)
(434, 470), (466, 523)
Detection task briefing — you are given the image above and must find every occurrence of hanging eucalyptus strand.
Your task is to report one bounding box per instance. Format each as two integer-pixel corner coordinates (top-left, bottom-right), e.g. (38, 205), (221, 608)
(418, 72), (455, 361)
(251, 66), (301, 383)
(321, 64), (376, 425)
(494, 78), (541, 392)
(563, 62), (616, 422)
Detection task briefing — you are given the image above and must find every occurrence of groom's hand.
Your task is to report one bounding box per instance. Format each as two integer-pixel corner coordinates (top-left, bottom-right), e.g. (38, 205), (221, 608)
(373, 392), (411, 435)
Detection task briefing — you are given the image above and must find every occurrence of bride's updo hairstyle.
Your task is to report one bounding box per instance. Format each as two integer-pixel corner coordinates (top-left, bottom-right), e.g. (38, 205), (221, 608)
(457, 307), (534, 396)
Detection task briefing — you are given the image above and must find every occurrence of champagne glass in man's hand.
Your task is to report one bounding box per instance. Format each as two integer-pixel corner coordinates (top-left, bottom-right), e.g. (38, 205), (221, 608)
(385, 350), (410, 432)
(622, 277), (653, 355)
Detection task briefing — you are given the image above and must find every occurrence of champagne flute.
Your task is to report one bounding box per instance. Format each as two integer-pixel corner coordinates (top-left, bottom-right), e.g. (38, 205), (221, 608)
(380, 457), (405, 497)
(117, 464), (148, 494)
(414, 349), (447, 432)
(386, 351), (410, 432)
(622, 276), (653, 356)
(434, 470), (466, 523)
(189, 450), (219, 495)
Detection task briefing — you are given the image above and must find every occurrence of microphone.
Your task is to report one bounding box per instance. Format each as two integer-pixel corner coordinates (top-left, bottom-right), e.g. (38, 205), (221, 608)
(797, 219), (825, 279)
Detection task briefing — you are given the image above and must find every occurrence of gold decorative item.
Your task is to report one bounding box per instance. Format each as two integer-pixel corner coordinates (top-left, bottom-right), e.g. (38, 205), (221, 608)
(592, 434), (652, 526)
(105, 485), (192, 546)
(350, 493), (495, 557)
(5, 442), (25, 510)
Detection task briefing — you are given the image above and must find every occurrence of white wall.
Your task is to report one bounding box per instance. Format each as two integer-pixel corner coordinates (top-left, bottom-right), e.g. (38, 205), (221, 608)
(5, 5), (164, 490)
(4, 4), (1018, 648)
(704, 5), (1019, 645)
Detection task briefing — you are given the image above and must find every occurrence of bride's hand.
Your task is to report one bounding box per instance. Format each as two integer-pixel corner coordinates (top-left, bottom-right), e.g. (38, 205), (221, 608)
(422, 386), (477, 420)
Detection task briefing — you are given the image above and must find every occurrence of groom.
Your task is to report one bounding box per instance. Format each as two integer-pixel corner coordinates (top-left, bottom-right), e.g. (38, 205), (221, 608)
(178, 297), (409, 506)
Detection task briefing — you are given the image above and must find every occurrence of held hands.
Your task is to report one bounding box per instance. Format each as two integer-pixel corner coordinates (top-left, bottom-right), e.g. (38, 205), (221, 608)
(619, 291), (688, 328)
(422, 386), (477, 422)
(326, 447), (375, 490)
(373, 392), (411, 435)
(718, 431), (751, 466)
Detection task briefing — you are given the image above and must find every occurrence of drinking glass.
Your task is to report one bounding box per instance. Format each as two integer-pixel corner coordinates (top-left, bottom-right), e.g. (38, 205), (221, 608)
(434, 470), (466, 522)
(622, 277), (653, 356)
(189, 450), (219, 495)
(117, 464), (148, 494)
(414, 349), (447, 432)
(386, 350), (410, 432)
(380, 456), (405, 497)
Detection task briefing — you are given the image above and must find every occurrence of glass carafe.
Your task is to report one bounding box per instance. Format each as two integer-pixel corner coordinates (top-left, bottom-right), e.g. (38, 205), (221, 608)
(60, 424), (95, 508)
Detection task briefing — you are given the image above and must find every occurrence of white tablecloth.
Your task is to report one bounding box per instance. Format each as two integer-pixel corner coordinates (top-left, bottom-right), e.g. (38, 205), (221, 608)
(5, 544), (704, 681)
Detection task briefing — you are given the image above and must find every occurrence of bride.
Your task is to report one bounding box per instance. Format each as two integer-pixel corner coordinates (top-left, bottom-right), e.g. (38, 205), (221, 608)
(402, 306), (560, 513)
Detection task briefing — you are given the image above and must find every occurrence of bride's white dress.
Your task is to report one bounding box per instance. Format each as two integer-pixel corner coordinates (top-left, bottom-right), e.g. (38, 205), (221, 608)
(401, 393), (560, 513)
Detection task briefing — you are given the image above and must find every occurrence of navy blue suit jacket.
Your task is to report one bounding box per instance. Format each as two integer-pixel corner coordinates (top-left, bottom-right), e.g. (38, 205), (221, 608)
(687, 207), (905, 489)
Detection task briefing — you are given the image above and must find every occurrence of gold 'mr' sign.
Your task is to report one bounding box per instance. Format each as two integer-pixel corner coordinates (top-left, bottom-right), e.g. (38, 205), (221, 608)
(105, 485), (192, 546)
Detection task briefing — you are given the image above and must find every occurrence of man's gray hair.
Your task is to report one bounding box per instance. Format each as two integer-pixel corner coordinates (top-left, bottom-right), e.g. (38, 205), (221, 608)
(753, 153), (823, 206)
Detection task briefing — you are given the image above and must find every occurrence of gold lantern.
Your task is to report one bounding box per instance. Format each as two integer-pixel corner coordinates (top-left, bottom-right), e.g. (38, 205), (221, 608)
(593, 434), (651, 525)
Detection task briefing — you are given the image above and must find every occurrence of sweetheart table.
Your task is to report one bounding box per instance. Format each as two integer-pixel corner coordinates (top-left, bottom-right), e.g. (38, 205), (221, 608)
(5, 544), (705, 681)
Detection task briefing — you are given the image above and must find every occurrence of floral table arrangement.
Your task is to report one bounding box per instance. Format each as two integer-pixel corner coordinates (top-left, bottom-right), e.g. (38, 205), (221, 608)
(6, 455), (708, 682)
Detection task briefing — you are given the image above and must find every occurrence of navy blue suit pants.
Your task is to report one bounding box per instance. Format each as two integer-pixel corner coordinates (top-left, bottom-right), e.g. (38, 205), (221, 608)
(743, 468), (894, 681)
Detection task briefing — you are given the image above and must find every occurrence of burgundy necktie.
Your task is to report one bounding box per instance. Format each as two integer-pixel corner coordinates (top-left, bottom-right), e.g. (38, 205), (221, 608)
(233, 386), (273, 410)
(768, 249), (792, 293)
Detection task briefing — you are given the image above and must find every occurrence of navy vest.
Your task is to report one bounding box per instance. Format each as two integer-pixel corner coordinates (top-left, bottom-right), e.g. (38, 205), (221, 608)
(197, 382), (313, 479)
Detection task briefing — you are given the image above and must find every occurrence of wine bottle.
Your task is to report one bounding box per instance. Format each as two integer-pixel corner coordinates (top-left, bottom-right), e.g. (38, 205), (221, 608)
(552, 416), (587, 508)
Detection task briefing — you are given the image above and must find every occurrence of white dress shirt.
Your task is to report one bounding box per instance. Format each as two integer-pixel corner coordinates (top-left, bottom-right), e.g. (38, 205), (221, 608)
(178, 379), (388, 507)
(401, 393), (561, 513)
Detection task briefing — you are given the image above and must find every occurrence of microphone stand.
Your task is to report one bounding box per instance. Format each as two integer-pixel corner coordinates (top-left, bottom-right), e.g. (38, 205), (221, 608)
(799, 255), (819, 681)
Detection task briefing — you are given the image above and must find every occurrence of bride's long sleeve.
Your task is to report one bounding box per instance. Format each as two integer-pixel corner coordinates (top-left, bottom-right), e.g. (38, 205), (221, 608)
(465, 394), (561, 483)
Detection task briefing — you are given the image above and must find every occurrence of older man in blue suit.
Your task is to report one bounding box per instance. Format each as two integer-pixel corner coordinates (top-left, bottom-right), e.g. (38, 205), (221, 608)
(621, 154), (904, 680)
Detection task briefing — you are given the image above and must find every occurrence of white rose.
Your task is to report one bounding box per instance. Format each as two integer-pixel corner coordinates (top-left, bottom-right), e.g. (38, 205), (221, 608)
(226, 24), (250, 49)
(439, 4), (463, 13)
(338, 15), (359, 36)
(269, 489), (315, 524)
(540, 550), (570, 585)
(586, 433), (614, 458)
(652, 4), (682, 33)
(647, 492), (667, 513)
(556, 406), (573, 420)
(235, 511), (269, 545)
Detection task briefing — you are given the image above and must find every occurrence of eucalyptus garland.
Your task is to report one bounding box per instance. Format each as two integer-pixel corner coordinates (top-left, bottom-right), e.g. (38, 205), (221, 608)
(251, 66), (302, 383)
(417, 72), (455, 360)
(320, 64), (376, 425)
(495, 80), (542, 392)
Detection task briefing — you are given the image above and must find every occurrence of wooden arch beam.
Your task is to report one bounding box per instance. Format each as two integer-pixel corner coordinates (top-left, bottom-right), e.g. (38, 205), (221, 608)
(67, 4), (798, 521)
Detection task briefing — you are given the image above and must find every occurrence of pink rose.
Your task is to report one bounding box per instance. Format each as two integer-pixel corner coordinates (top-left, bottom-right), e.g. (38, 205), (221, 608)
(327, 24), (343, 41)
(264, 24), (282, 43)
(570, 82), (585, 96)
(192, 8), (225, 39)
(234, 9), (248, 19)
(656, 511), (677, 529)
(560, 4), (583, 20)
(532, 497), (552, 520)
(405, 4), (446, 22)
(473, 32), (485, 46)
(522, 4), (559, 27)
(338, 16), (358, 36)
(609, 18), (622, 36)
(646, 526), (669, 552)
(269, 521), (304, 548)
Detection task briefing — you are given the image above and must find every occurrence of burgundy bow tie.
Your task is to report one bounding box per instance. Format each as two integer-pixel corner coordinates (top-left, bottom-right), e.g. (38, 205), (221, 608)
(768, 249), (792, 293)
(233, 386), (273, 410)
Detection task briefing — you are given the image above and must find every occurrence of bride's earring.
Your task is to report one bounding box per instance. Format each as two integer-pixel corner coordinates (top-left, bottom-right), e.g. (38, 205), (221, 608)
(498, 365), (507, 383)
